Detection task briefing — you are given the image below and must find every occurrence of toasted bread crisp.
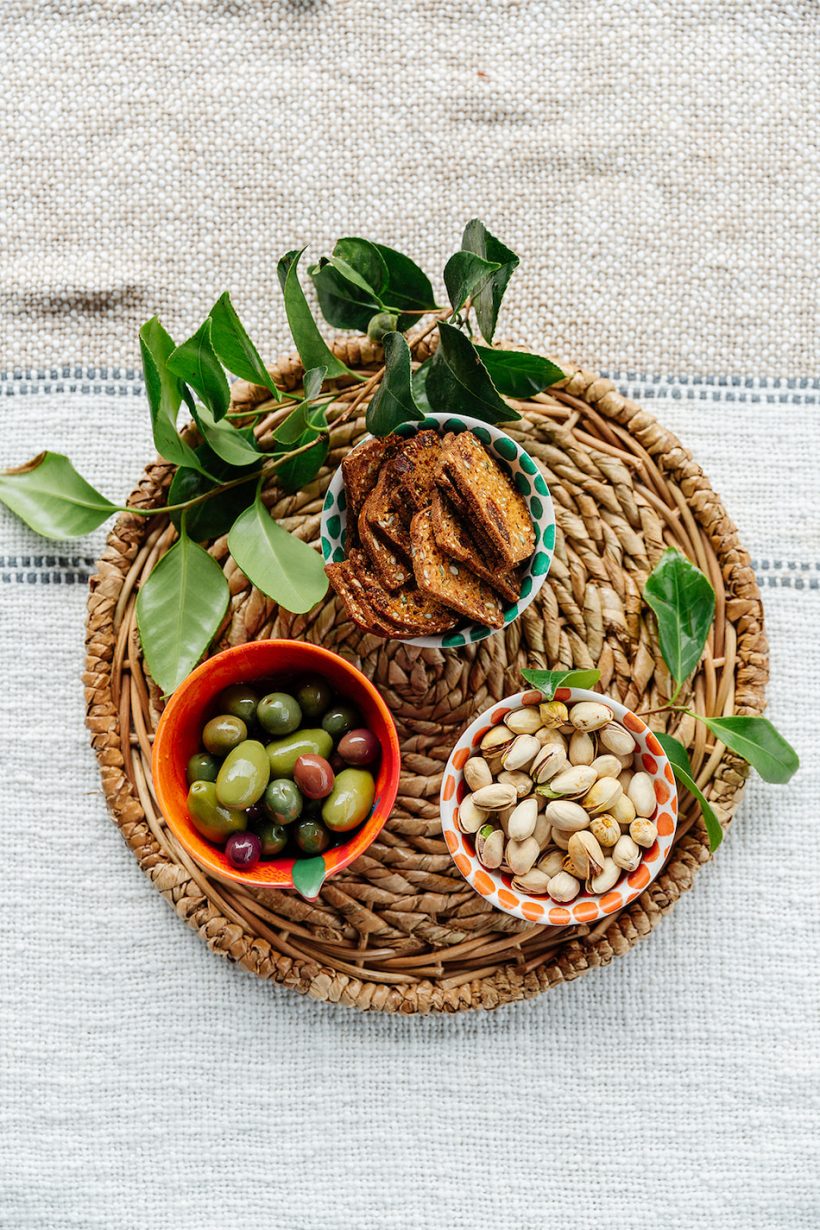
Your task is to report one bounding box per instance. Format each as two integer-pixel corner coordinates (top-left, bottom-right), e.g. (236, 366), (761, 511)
(441, 432), (535, 567)
(341, 436), (400, 519)
(325, 560), (396, 638)
(430, 489), (521, 604)
(364, 463), (412, 556)
(411, 507), (505, 629)
(391, 431), (442, 509)
(352, 550), (457, 636)
(358, 499), (412, 591)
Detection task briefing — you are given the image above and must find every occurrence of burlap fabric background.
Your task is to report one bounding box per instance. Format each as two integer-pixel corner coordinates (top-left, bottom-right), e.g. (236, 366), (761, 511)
(1, 3), (818, 1229)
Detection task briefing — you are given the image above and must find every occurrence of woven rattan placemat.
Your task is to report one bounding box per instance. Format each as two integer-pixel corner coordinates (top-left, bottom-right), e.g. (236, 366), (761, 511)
(84, 339), (767, 1012)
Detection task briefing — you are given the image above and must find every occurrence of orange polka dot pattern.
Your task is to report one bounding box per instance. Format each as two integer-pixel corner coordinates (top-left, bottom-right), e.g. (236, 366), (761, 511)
(439, 687), (679, 927)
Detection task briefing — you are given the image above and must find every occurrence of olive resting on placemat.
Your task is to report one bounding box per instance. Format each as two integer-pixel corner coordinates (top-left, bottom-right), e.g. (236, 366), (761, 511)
(185, 677), (380, 871)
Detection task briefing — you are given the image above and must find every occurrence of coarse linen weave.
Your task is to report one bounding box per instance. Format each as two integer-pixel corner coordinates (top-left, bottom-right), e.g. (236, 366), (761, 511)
(0, 4), (818, 1229)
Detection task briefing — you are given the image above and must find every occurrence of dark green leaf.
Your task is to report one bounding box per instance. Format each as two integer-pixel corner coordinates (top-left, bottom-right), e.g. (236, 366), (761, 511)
(426, 321), (520, 424)
(228, 488), (328, 612)
(643, 548), (716, 684)
(326, 256), (386, 305)
(366, 332), (424, 436)
(272, 434), (329, 493)
(443, 251), (500, 315)
(207, 292), (280, 399)
(373, 242), (438, 328)
(475, 346), (564, 397)
(655, 731), (723, 851)
(334, 238), (389, 295)
(412, 359), (434, 413)
(520, 667), (602, 701)
(696, 715), (800, 785)
(167, 318), (231, 422)
(277, 249), (355, 380)
(167, 439), (260, 541)
(309, 258), (377, 332)
(272, 368), (327, 447)
(0, 452), (117, 538)
(139, 318), (211, 475)
(191, 402), (262, 467)
(136, 520), (230, 695)
(461, 219), (520, 343)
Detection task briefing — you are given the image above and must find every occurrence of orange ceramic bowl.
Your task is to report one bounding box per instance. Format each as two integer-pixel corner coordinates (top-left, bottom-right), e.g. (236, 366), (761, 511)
(152, 640), (401, 894)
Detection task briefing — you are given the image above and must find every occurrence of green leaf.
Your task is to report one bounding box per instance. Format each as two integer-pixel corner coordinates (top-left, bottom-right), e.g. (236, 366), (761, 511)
(310, 238), (437, 332)
(426, 321), (520, 424)
(643, 548), (716, 685)
(334, 238), (389, 295)
(373, 242), (438, 320)
(272, 435), (329, 493)
(291, 855), (327, 900)
(326, 256), (386, 305)
(655, 731), (723, 852)
(277, 249), (355, 381)
(167, 318), (231, 422)
(228, 488), (328, 612)
(136, 521), (230, 696)
(443, 251), (500, 315)
(696, 715), (799, 785)
(139, 318), (211, 475)
(191, 402), (262, 467)
(461, 219), (520, 343)
(207, 291), (280, 400)
(366, 332), (424, 436)
(475, 346), (564, 397)
(167, 439), (261, 541)
(0, 452), (117, 539)
(273, 368), (328, 447)
(309, 258), (378, 333)
(412, 359), (434, 413)
(520, 667), (602, 701)
(303, 365), (327, 403)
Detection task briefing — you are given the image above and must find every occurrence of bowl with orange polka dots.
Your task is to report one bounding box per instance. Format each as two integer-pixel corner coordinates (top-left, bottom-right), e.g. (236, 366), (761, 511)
(440, 686), (678, 926)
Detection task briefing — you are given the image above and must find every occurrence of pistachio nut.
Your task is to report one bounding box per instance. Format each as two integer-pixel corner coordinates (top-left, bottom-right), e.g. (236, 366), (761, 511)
(504, 706), (544, 734)
(507, 797), (539, 841)
(588, 857), (620, 894)
(617, 768), (634, 792)
(537, 849), (565, 878)
(590, 812), (621, 848)
(498, 804), (515, 836)
(458, 793), (488, 833)
(590, 753), (623, 779)
(479, 725), (514, 755)
(547, 870), (581, 902)
(612, 833), (642, 872)
(545, 764), (597, 798)
(568, 730), (596, 766)
(581, 775), (623, 816)
(599, 722), (636, 757)
(610, 795), (636, 829)
(506, 835), (540, 875)
(628, 771), (656, 818)
(497, 769), (534, 799)
(511, 868), (552, 895)
(476, 824), (505, 869)
(539, 700), (568, 728)
(630, 818), (658, 848)
(567, 830), (605, 880)
(531, 742), (568, 784)
(569, 701), (614, 732)
(544, 799), (591, 833)
(550, 826), (572, 850)
(501, 733), (541, 773)
(532, 810), (551, 849)
(562, 855), (585, 880)
(472, 782), (517, 810)
(463, 756), (493, 793)
(535, 725), (566, 748)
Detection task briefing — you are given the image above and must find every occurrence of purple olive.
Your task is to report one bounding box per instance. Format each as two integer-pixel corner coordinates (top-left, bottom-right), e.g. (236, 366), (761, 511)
(293, 753), (335, 800)
(337, 728), (380, 767)
(225, 831), (261, 870)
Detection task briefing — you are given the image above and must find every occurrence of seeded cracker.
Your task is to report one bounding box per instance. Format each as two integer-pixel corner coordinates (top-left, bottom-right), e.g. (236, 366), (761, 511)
(441, 431), (535, 567)
(391, 430), (442, 509)
(341, 435), (400, 519)
(358, 498), (412, 591)
(365, 462), (412, 556)
(324, 559), (397, 637)
(430, 488), (521, 604)
(411, 507), (505, 628)
(353, 551), (458, 636)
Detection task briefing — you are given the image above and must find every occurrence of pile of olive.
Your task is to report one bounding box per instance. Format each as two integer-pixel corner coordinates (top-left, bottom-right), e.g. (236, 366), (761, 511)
(185, 675), (380, 871)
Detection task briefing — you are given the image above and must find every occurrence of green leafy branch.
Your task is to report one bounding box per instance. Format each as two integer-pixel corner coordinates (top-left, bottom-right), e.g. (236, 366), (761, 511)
(0, 221), (566, 696)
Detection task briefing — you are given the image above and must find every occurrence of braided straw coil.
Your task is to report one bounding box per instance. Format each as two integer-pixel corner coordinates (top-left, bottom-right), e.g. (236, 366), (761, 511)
(84, 336), (768, 1012)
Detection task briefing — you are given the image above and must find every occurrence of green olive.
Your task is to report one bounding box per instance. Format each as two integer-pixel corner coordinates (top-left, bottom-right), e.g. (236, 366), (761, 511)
(321, 704), (360, 741)
(202, 714), (247, 756)
(187, 781), (246, 843)
(294, 818), (331, 855)
(257, 692), (302, 736)
(322, 768), (375, 832)
(265, 728), (333, 778)
(263, 778), (304, 825)
(215, 739), (270, 809)
(252, 817), (288, 857)
(215, 683), (258, 723)
(295, 676), (333, 720)
(186, 752), (219, 784)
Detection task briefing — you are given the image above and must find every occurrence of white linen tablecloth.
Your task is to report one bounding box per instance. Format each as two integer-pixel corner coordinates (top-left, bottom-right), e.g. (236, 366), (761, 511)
(1, 3), (818, 1228)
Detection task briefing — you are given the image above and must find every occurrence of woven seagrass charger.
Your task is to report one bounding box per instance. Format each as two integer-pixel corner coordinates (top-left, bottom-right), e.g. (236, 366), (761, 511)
(84, 334), (768, 1013)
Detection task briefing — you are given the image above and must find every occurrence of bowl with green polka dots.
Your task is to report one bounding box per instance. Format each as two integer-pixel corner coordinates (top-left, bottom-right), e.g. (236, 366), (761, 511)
(320, 413), (556, 649)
